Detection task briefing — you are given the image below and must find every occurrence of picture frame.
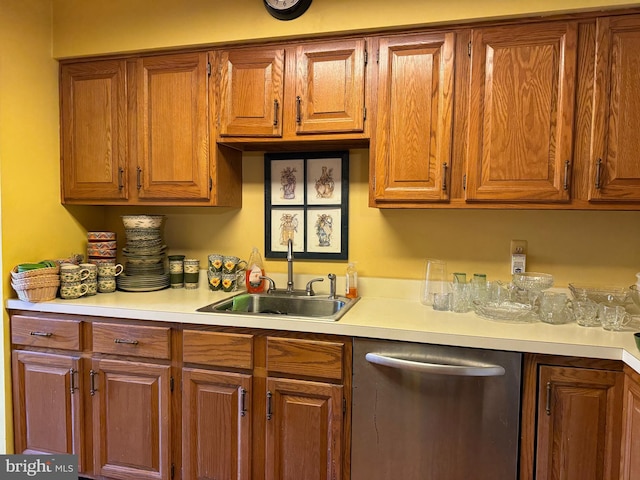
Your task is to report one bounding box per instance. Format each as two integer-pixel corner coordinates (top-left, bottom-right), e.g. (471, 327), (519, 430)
(265, 151), (349, 260)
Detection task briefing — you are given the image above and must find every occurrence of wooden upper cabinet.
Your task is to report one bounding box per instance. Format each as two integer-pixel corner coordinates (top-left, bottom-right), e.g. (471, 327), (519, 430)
(60, 60), (127, 202)
(293, 39), (366, 135)
(372, 32), (455, 203)
(466, 22), (578, 203)
(218, 47), (285, 137)
(589, 15), (640, 202)
(134, 52), (210, 201)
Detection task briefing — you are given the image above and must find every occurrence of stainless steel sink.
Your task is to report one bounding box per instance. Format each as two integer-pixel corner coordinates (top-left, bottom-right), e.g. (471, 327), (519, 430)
(197, 292), (359, 321)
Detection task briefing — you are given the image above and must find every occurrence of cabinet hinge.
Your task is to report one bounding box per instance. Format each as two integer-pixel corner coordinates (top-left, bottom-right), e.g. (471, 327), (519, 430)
(376, 48), (380, 64)
(171, 463), (175, 479)
(209, 176), (213, 191)
(343, 397), (347, 415)
(468, 41), (472, 57)
(363, 106), (367, 121)
(207, 62), (212, 76)
(364, 47), (368, 66)
(170, 376), (174, 392)
(462, 174), (467, 191)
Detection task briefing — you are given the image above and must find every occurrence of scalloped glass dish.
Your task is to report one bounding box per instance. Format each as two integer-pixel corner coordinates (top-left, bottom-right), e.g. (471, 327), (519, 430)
(473, 301), (537, 323)
(512, 272), (554, 291)
(568, 283), (629, 304)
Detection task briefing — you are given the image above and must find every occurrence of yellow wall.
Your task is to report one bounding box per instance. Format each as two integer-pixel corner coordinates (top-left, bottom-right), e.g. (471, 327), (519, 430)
(1, 0), (640, 453)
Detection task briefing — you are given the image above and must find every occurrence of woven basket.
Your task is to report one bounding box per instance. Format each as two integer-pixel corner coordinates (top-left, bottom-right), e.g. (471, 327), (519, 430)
(11, 264), (60, 281)
(11, 275), (60, 290)
(11, 280), (60, 303)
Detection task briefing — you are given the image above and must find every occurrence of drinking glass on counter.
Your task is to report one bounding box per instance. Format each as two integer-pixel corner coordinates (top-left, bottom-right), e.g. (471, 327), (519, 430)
(420, 259), (448, 306)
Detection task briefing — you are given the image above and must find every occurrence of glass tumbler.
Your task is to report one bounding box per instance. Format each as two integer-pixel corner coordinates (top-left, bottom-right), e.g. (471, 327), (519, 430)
(420, 259), (448, 306)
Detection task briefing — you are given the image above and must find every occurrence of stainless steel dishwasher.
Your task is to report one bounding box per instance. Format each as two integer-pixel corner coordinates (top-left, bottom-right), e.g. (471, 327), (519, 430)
(351, 338), (522, 480)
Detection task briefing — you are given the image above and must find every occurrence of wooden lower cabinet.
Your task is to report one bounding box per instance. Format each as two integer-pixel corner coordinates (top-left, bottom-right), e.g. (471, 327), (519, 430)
(521, 354), (624, 480)
(620, 366), (640, 479)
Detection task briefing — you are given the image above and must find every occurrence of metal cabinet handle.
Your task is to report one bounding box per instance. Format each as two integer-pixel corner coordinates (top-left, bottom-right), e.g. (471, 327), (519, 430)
(442, 163), (448, 191)
(70, 368), (77, 395)
(545, 381), (552, 415)
(89, 369), (97, 396)
(240, 388), (247, 417)
(273, 99), (279, 126)
(136, 166), (142, 190)
(118, 167), (124, 190)
(563, 160), (570, 191)
(296, 96), (302, 124)
(595, 158), (602, 189)
(114, 338), (139, 345)
(30, 331), (52, 337)
(365, 352), (505, 377)
(266, 391), (273, 420)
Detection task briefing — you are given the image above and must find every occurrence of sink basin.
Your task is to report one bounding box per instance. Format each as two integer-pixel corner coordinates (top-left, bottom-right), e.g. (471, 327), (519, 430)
(197, 292), (359, 321)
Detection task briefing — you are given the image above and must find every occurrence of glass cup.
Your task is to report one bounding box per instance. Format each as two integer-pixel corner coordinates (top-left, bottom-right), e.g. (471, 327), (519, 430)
(433, 292), (451, 311)
(539, 292), (574, 324)
(600, 305), (631, 331)
(451, 282), (471, 313)
(574, 300), (600, 327)
(420, 259), (448, 306)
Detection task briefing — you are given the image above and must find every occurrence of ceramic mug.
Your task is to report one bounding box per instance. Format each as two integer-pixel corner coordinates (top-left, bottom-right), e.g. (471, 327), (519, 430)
(98, 264), (123, 278)
(79, 263), (98, 281)
(84, 281), (98, 296)
(222, 256), (247, 274)
(60, 264), (90, 283)
(208, 253), (224, 272)
(168, 255), (185, 289)
(600, 305), (631, 331)
(221, 272), (244, 292)
(98, 276), (117, 293)
(208, 271), (222, 291)
(60, 281), (89, 299)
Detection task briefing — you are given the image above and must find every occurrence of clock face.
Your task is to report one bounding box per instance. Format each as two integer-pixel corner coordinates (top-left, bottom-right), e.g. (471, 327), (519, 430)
(264, 0), (312, 20)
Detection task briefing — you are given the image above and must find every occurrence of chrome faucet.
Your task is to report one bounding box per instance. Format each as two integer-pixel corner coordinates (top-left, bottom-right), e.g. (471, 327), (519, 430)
(286, 238), (294, 293)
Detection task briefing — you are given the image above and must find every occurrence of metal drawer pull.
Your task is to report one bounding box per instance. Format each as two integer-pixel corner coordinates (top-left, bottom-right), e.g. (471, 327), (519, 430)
(266, 391), (273, 420)
(273, 99), (279, 126)
(442, 162), (448, 191)
(136, 166), (142, 190)
(114, 338), (139, 345)
(70, 368), (77, 395)
(563, 160), (570, 190)
(296, 96), (302, 124)
(545, 381), (552, 415)
(89, 369), (97, 396)
(365, 353), (505, 377)
(30, 331), (52, 337)
(595, 158), (602, 189)
(118, 167), (124, 190)
(240, 388), (247, 417)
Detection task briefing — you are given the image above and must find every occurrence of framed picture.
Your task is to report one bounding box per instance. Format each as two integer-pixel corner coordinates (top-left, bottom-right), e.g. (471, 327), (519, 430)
(265, 151), (349, 260)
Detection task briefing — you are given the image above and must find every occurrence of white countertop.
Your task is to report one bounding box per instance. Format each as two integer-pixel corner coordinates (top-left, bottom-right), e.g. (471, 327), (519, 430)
(7, 273), (640, 374)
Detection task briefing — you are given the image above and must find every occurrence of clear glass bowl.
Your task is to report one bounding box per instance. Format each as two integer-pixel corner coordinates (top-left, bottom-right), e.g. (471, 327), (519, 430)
(568, 283), (629, 304)
(512, 272), (554, 291)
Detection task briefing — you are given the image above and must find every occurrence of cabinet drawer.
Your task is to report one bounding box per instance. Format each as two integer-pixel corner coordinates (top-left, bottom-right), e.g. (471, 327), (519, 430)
(11, 315), (81, 350)
(92, 322), (171, 359)
(183, 330), (253, 369)
(266, 337), (344, 381)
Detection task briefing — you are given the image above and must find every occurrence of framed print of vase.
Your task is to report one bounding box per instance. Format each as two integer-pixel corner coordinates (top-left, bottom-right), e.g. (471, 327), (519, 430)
(265, 151), (349, 260)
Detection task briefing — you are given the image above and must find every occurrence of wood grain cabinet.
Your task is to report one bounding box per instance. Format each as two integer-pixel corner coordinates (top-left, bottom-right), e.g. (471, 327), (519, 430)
(216, 38), (370, 146)
(620, 366), (640, 479)
(521, 354), (624, 480)
(466, 22), (578, 203)
(11, 315), (88, 473)
(60, 53), (242, 207)
(588, 14), (640, 203)
(370, 31), (456, 205)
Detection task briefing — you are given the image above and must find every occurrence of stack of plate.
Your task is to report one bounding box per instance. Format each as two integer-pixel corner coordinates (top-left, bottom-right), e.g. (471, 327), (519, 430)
(117, 215), (170, 292)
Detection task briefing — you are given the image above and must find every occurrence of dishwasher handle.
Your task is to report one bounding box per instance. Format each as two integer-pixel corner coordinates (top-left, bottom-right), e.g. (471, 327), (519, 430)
(365, 352), (505, 377)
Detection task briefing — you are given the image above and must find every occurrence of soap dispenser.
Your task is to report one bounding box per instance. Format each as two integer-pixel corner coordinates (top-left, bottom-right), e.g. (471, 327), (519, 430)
(246, 247), (266, 293)
(346, 262), (358, 298)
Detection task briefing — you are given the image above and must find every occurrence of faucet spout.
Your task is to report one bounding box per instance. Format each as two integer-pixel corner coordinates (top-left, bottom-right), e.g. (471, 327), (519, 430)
(286, 238), (294, 293)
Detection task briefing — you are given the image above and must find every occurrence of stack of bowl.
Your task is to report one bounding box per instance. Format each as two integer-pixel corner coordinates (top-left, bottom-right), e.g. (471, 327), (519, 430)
(118, 215), (170, 291)
(11, 261), (60, 302)
(87, 231), (117, 266)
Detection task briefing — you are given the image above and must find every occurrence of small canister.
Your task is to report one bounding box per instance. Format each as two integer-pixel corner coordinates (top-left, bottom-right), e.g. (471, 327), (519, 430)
(184, 258), (200, 289)
(168, 255), (185, 289)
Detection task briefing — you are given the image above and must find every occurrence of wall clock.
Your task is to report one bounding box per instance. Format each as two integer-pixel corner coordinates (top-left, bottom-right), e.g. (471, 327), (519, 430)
(263, 0), (313, 21)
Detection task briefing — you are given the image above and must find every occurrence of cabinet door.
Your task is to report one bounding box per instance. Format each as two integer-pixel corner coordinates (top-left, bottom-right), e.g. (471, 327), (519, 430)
(218, 47), (285, 137)
(182, 368), (252, 480)
(536, 365), (623, 480)
(135, 52), (210, 200)
(265, 377), (343, 480)
(92, 358), (171, 480)
(12, 351), (85, 472)
(294, 39), (366, 134)
(60, 60), (127, 202)
(372, 32), (455, 203)
(621, 368), (640, 480)
(466, 22), (577, 202)
(589, 15), (640, 202)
